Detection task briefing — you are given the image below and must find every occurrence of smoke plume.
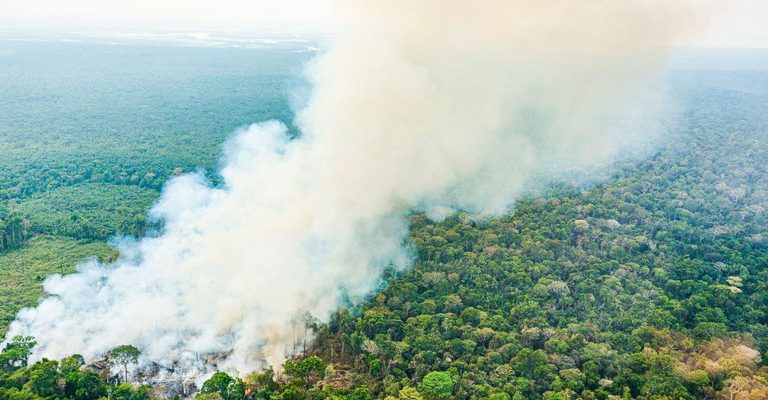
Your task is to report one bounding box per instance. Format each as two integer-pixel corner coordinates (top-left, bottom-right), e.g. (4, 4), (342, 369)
(8, 0), (700, 376)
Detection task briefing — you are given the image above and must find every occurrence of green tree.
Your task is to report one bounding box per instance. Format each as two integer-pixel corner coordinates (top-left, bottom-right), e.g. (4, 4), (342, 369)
(111, 384), (135, 400)
(74, 372), (107, 400)
(59, 354), (85, 375)
(198, 372), (245, 400)
(109, 344), (141, 383)
(26, 359), (61, 397)
(283, 356), (327, 389)
(0, 336), (36, 371)
(419, 372), (454, 400)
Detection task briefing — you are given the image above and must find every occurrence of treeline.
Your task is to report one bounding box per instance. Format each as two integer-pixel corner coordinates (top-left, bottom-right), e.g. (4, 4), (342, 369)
(0, 337), (150, 400)
(0, 336), (450, 400)
(195, 358), (455, 400)
(13, 183), (158, 242)
(0, 208), (30, 253)
(0, 161), (172, 201)
(0, 182), (157, 248)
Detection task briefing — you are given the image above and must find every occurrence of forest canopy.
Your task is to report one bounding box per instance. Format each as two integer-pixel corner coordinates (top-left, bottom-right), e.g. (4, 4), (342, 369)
(0, 41), (766, 400)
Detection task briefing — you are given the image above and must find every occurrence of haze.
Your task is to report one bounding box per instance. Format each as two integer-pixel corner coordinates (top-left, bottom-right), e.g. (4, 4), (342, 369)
(1, 0), (767, 48)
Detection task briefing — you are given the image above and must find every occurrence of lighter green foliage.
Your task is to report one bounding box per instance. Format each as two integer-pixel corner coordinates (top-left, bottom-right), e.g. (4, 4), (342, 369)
(398, 387), (423, 400)
(418, 372), (453, 400)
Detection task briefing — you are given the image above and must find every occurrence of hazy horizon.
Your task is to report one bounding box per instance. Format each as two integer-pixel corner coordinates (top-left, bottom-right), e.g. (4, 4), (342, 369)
(1, 0), (767, 49)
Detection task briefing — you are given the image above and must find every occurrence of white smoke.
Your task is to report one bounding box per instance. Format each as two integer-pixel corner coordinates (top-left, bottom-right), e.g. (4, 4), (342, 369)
(7, 0), (703, 376)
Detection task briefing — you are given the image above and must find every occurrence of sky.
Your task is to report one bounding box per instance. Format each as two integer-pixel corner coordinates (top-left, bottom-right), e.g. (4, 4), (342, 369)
(0, 0), (767, 48)
(0, 0), (340, 32)
(696, 0), (768, 48)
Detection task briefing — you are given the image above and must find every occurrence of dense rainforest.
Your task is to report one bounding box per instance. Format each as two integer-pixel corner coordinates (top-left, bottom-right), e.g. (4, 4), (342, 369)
(0, 41), (306, 247)
(0, 40), (767, 400)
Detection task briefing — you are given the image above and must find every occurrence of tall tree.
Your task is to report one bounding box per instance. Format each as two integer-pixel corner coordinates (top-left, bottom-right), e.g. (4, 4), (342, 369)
(108, 344), (141, 383)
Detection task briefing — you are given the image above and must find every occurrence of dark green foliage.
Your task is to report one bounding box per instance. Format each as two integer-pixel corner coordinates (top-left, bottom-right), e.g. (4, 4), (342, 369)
(0, 336), (35, 372)
(26, 359), (61, 397)
(111, 384), (136, 400)
(0, 342), (150, 400)
(418, 372), (453, 400)
(59, 355), (85, 375)
(73, 373), (107, 400)
(15, 183), (158, 240)
(284, 356), (327, 389)
(0, 208), (31, 253)
(198, 372), (246, 400)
